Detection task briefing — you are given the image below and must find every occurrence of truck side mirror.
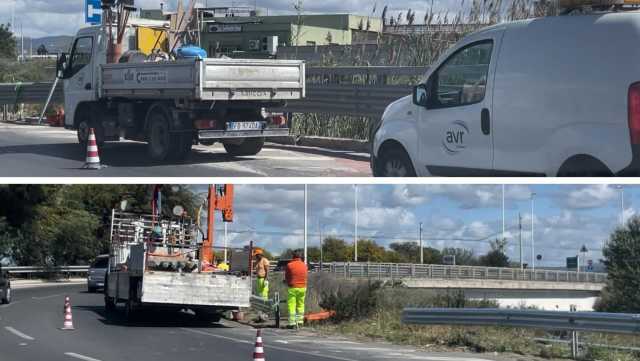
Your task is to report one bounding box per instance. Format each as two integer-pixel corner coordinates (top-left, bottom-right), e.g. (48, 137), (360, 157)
(413, 83), (430, 108)
(56, 53), (68, 79)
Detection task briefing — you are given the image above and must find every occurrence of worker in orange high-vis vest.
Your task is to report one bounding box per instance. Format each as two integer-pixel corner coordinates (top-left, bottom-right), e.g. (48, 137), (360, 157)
(284, 250), (308, 328)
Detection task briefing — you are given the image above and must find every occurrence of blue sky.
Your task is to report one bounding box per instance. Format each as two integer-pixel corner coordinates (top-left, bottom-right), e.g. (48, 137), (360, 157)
(190, 184), (633, 268)
(3, 0), (464, 38)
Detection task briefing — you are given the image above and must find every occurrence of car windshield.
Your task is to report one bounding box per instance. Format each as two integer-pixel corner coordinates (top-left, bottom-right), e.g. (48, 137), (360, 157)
(91, 257), (108, 269)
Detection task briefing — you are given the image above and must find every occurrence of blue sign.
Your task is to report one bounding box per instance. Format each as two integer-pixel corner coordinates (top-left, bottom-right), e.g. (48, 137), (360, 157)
(85, 0), (102, 25)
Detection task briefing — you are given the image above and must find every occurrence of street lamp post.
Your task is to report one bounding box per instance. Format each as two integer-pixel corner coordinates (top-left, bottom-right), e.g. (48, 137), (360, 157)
(304, 184), (308, 265)
(531, 192), (537, 271)
(617, 185), (625, 227)
(354, 185), (358, 263)
(502, 185), (506, 241)
(419, 222), (424, 264)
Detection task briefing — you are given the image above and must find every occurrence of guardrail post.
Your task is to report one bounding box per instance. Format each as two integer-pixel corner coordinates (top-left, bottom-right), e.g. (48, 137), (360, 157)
(570, 305), (579, 359)
(411, 264), (415, 278)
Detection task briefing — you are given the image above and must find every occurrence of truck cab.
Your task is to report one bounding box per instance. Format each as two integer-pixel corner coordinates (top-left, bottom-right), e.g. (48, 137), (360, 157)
(58, 26), (105, 140)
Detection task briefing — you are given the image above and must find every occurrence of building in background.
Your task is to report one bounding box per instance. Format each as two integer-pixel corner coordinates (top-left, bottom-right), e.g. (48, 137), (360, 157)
(140, 6), (383, 57)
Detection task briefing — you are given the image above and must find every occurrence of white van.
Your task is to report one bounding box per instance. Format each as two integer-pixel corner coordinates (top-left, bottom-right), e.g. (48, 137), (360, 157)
(371, 11), (640, 177)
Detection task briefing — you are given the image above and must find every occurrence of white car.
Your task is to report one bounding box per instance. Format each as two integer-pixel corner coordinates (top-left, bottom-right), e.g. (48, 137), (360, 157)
(372, 11), (640, 177)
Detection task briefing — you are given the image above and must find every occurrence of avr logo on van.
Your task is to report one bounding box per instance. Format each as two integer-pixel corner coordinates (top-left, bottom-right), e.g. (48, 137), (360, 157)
(442, 120), (469, 155)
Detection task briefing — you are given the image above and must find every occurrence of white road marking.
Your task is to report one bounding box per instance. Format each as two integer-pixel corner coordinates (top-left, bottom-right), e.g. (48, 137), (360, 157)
(4, 326), (35, 340)
(181, 328), (359, 361)
(64, 352), (103, 361)
(32, 293), (66, 300)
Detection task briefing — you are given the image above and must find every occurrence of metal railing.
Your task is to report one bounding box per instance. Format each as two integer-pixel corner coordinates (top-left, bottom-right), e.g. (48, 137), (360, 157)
(402, 308), (640, 334)
(402, 308), (640, 358)
(250, 293), (281, 328)
(0, 67), (426, 119)
(5, 266), (90, 278)
(320, 262), (607, 284)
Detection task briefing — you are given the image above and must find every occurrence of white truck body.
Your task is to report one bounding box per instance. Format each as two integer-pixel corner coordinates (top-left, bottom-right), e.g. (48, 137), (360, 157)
(105, 212), (252, 317)
(59, 25), (305, 160)
(372, 12), (640, 177)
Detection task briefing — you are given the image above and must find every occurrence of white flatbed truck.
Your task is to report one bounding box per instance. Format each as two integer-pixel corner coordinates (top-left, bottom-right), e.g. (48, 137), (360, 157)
(57, 24), (305, 160)
(105, 211), (252, 321)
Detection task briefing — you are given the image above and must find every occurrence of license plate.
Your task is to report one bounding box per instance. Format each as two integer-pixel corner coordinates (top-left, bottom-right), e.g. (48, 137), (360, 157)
(226, 121), (263, 131)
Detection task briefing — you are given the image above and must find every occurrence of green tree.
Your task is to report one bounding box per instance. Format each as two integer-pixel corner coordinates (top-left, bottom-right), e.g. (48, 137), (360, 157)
(478, 239), (510, 267)
(0, 24), (16, 59)
(442, 247), (477, 265)
(389, 241), (442, 264)
(595, 217), (640, 312)
(322, 237), (350, 262)
(355, 239), (386, 262)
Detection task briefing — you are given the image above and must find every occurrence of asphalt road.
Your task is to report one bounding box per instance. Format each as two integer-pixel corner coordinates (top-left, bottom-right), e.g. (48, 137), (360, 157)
(0, 284), (502, 361)
(0, 123), (372, 177)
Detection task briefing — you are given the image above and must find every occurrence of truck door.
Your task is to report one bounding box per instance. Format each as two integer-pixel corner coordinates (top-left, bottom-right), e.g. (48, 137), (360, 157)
(63, 36), (95, 128)
(417, 39), (497, 176)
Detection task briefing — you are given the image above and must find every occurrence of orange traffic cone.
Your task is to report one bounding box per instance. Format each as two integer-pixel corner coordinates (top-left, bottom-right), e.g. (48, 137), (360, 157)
(83, 128), (102, 170)
(253, 329), (265, 361)
(61, 296), (75, 330)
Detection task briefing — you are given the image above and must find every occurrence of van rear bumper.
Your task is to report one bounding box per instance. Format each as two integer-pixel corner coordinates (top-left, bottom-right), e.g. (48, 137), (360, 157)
(617, 145), (640, 176)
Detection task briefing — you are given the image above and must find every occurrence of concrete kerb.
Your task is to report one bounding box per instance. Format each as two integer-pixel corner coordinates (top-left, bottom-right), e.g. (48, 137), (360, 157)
(268, 136), (370, 154)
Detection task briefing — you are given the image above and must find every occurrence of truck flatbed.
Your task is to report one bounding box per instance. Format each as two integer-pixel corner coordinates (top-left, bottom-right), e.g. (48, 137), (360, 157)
(101, 58), (306, 102)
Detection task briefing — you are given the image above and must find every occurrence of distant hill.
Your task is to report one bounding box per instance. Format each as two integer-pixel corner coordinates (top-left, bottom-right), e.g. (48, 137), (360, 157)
(21, 36), (74, 55)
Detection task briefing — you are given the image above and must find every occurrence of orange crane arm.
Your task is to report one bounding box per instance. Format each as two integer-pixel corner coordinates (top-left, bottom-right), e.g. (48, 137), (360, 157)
(201, 185), (234, 265)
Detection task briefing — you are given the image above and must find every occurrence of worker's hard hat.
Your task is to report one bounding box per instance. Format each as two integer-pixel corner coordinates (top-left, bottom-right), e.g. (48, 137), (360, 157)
(253, 248), (263, 256)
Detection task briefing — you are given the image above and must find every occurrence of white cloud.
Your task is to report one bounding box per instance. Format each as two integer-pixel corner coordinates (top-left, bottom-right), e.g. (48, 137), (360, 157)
(566, 185), (617, 209)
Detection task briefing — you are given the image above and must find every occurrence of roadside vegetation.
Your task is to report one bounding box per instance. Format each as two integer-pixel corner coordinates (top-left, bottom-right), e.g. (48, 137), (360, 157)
(0, 185), (196, 268)
(258, 273), (640, 361)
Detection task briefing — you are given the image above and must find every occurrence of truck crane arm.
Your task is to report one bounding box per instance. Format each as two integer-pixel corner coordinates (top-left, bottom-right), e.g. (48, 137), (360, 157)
(201, 185), (234, 267)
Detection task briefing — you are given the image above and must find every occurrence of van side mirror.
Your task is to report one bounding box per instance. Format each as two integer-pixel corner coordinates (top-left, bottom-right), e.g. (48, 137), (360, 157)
(413, 83), (430, 107)
(56, 53), (69, 79)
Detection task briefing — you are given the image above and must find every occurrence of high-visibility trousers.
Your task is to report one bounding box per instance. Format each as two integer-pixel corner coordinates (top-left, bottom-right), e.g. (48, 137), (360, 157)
(287, 287), (306, 326)
(256, 277), (269, 299)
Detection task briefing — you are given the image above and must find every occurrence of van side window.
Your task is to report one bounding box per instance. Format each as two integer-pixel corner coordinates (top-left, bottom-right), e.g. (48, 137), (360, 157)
(68, 37), (93, 78)
(431, 41), (493, 109)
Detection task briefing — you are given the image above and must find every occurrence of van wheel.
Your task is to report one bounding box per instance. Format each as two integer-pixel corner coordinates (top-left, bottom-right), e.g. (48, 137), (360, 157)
(224, 138), (265, 156)
(376, 148), (417, 177)
(558, 156), (613, 177)
(88, 286), (97, 293)
(104, 295), (116, 312)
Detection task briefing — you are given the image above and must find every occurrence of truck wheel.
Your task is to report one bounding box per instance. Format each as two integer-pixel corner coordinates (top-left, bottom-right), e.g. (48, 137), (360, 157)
(104, 295), (116, 312)
(88, 286), (97, 293)
(376, 148), (417, 177)
(2, 286), (10, 304)
(198, 310), (222, 323)
(223, 138), (265, 156)
(147, 112), (172, 161)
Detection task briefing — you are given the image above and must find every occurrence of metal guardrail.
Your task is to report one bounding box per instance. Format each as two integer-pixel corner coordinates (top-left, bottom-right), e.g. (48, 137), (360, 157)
(0, 67), (426, 119)
(250, 293), (281, 328)
(0, 82), (63, 106)
(5, 266), (89, 278)
(402, 308), (640, 335)
(321, 262), (607, 284)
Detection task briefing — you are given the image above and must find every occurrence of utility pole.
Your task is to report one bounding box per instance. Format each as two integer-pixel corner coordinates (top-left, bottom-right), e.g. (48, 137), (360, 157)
(502, 185), (506, 240)
(531, 192), (536, 271)
(519, 213), (523, 270)
(354, 185), (358, 263)
(419, 222), (424, 264)
(304, 184), (308, 265)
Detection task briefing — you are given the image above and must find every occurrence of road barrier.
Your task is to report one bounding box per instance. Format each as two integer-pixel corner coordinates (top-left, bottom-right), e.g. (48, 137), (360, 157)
(250, 294), (281, 328)
(0, 67), (426, 118)
(306, 262), (607, 284)
(402, 308), (640, 358)
(402, 308), (640, 334)
(5, 266), (89, 278)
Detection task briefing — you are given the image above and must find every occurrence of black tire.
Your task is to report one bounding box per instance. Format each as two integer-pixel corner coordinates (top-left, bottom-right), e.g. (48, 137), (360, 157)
(200, 140), (215, 146)
(375, 147), (417, 177)
(557, 156), (613, 177)
(198, 310), (222, 323)
(104, 294), (116, 312)
(76, 106), (105, 149)
(223, 138), (265, 156)
(1, 286), (10, 304)
(146, 105), (193, 161)
(88, 286), (97, 293)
